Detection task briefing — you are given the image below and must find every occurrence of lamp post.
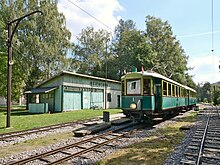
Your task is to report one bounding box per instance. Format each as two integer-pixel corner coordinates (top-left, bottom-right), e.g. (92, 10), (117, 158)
(105, 38), (110, 110)
(6, 10), (43, 128)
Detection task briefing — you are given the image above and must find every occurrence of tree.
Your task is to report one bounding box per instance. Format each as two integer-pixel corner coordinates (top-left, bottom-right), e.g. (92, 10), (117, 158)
(0, 0), (71, 100)
(0, 17), (7, 98)
(213, 86), (220, 105)
(109, 19), (153, 79)
(196, 82), (212, 103)
(145, 15), (192, 85)
(109, 29), (152, 79)
(71, 26), (111, 78)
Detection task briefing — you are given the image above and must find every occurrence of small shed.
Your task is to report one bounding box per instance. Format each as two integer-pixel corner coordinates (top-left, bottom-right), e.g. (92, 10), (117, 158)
(25, 71), (121, 113)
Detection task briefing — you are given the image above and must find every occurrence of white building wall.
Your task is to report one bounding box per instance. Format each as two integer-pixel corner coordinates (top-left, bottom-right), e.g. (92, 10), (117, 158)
(106, 89), (121, 109)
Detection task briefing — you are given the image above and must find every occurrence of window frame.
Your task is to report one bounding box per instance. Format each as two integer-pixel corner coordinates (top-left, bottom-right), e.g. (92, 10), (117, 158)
(126, 78), (141, 95)
(163, 81), (168, 96)
(143, 78), (151, 96)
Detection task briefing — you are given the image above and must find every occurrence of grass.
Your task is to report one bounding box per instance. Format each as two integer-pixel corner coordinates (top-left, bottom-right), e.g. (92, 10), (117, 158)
(0, 106), (122, 134)
(98, 111), (199, 165)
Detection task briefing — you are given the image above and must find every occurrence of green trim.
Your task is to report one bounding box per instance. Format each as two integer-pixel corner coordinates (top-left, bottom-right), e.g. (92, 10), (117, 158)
(53, 91), (55, 113)
(61, 85), (64, 112)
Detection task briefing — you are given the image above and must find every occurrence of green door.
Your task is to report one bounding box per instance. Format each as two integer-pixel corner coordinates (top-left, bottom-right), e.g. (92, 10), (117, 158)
(91, 91), (104, 108)
(63, 91), (82, 110)
(83, 91), (91, 109)
(155, 78), (162, 112)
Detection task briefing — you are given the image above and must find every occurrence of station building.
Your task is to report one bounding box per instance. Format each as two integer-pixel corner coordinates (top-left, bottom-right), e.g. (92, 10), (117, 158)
(25, 71), (121, 113)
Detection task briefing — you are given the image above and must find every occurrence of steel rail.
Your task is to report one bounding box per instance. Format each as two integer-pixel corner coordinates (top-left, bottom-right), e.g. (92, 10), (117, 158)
(8, 122), (140, 165)
(0, 122), (75, 140)
(0, 118), (98, 141)
(49, 130), (133, 164)
(196, 112), (211, 165)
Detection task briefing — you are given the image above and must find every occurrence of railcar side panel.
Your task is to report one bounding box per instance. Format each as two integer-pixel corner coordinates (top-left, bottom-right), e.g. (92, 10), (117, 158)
(189, 97), (196, 106)
(162, 97), (178, 109)
(178, 97), (186, 107)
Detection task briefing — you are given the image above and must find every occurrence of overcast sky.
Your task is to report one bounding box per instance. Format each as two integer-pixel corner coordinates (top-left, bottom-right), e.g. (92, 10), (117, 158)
(57, 0), (220, 84)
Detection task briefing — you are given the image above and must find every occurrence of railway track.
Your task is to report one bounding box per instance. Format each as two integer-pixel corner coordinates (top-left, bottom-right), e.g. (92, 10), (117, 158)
(0, 118), (98, 142)
(6, 122), (142, 165)
(180, 109), (220, 165)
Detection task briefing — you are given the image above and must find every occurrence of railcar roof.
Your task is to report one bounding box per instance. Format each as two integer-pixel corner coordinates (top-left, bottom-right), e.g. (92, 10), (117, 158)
(121, 71), (196, 93)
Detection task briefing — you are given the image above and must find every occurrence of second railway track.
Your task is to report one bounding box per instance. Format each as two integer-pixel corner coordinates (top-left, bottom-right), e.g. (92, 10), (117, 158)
(181, 110), (220, 165)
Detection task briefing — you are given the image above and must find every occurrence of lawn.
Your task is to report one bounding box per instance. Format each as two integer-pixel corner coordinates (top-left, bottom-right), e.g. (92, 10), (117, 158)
(0, 106), (122, 134)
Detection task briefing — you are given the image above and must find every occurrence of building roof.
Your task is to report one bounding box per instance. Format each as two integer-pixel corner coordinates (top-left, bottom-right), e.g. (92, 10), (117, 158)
(36, 71), (121, 88)
(25, 87), (58, 94)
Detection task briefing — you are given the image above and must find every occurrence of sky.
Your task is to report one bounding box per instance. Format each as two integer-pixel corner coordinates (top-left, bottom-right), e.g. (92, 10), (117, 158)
(57, 0), (220, 84)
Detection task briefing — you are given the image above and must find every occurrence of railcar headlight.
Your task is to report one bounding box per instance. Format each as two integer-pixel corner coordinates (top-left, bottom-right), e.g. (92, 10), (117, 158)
(130, 103), (137, 109)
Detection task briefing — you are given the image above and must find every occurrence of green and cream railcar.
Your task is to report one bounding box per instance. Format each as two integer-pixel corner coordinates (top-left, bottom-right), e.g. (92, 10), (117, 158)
(121, 71), (196, 120)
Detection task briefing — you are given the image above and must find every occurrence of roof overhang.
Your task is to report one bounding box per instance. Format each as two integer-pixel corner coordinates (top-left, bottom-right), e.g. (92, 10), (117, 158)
(25, 87), (58, 94)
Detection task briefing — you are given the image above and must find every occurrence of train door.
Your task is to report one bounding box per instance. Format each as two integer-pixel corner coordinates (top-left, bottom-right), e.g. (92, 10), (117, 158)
(154, 79), (162, 112)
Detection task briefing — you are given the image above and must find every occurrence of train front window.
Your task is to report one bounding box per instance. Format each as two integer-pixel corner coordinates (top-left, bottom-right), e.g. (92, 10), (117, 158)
(127, 79), (141, 95)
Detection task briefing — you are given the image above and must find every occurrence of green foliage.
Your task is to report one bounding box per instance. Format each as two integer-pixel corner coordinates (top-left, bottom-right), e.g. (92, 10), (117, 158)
(71, 26), (111, 77)
(0, 1), (71, 100)
(70, 16), (196, 86)
(110, 29), (152, 79)
(145, 16), (193, 86)
(0, 12), (8, 98)
(196, 82), (212, 102)
(0, 0), (196, 101)
(213, 86), (220, 105)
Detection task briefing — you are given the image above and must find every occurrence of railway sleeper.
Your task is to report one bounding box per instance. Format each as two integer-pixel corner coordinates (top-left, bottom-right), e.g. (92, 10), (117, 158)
(38, 157), (52, 163)
(204, 144), (220, 149)
(202, 153), (220, 160)
(189, 142), (200, 147)
(184, 152), (198, 157)
(187, 145), (199, 150)
(60, 150), (73, 155)
(204, 147), (220, 153)
(180, 159), (196, 165)
(205, 140), (220, 145)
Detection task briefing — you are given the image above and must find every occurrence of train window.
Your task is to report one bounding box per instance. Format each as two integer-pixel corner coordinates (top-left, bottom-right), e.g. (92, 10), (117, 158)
(176, 86), (179, 97)
(163, 81), (167, 96)
(179, 87), (181, 97)
(186, 90), (189, 97)
(168, 83), (172, 96)
(127, 79), (141, 95)
(172, 85), (175, 96)
(143, 79), (151, 95)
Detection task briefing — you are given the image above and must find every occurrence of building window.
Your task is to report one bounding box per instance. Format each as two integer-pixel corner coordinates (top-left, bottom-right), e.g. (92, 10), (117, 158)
(107, 93), (112, 102)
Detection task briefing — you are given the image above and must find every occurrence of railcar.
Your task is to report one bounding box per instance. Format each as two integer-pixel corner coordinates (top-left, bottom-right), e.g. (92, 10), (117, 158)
(121, 70), (196, 121)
